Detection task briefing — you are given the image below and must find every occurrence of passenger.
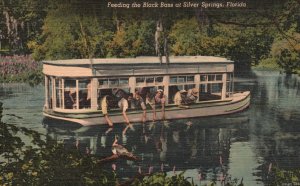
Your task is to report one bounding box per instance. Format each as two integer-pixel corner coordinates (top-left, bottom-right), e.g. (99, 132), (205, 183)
(113, 88), (131, 125)
(113, 88), (126, 100)
(146, 89), (166, 121)
(173, 90), (189, 108)
(79, 82), (92, 108)
(85, 81), (91, 106)
(134, 90), (147, 123)
(185, 88), (199, 104)
(101, 95), (114, 127)
(118, 96), (131, 125)
(69, 88), (76, 109)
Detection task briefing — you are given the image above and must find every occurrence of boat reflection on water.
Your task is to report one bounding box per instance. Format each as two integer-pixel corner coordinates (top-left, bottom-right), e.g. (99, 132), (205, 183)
(43, 114), (250, 182)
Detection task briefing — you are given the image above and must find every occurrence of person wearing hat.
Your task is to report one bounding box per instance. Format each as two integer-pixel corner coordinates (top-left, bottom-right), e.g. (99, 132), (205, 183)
(173, 89), (190, 108)
(154, 89), (166, 120)
(186, 88), (199, 104)
(113, 88), (132, 125)
(144, 88), (166, 121)
(133, 89), (147, 123)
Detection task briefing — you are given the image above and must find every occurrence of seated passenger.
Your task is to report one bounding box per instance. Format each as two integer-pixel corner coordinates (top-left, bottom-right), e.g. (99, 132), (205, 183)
(173, 90), (189, 107)
(83, 82), (91, 108)
(69, 88), (77, 109)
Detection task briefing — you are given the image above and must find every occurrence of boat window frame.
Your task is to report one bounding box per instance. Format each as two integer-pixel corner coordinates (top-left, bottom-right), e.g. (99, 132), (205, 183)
(51, 78), (93, 111)
(135, 76), (164, 87)
(200, 73), (223, 84)
(98, 77), (129, 89)
(169, 75), (195, 85)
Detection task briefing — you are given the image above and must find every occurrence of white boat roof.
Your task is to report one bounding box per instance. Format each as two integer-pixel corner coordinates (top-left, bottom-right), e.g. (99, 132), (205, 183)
(43, 56), (234, 77)
(43, 56), (233, 66)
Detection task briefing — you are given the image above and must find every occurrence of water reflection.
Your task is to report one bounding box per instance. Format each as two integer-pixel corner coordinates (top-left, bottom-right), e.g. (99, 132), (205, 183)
(43, 115), (250, 183)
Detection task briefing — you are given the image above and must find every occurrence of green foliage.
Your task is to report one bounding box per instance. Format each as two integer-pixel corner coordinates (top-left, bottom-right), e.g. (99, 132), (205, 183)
(253, 57), (281, 70)
(0, 0), (47, 53)
(1, 0), (300, 73)
(271, 31), (300, 73)
(107, 21), (156, 57)
(130, 172), (194, 186)
(169, 18), (203, 56)
(267, 166), (300, 185)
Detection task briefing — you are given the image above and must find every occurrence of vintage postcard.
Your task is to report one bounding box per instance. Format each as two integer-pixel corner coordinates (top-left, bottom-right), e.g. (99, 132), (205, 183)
(0, 0), (299, 185)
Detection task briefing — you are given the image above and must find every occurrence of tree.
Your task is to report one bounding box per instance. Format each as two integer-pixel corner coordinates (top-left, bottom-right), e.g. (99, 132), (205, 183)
(0, 0), (47, 54)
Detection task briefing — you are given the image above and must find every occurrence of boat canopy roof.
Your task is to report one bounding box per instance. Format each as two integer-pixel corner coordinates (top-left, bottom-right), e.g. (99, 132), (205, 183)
(43, 56), (234, 77)
(43, 56), (233, 66)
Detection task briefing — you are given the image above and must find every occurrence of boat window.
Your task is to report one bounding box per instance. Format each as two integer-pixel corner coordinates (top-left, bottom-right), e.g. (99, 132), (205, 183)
(61, 79), (92, 109)
(98, 78), (129, 88)
(168, 84), (196, 104)
(178, 76), (186, 83)
(170, 77), (177, 83)
(97, 77), (131, 110)
(226, 73), (234, 97)
(64, 79), (77, 109)
(136, 77), (145, 85)
(200, 75), (207, 81)
(98, 88), (132, 110)
(146, 77), (154, 83)
(78, 80), (91, 109)
(187, 76), (194, 82)
(200, 84), (206, 93)
(155, 76), (163, 83)
(136, 76), (163, 86)
(216, 74), (222, 81)
(45, 76), (53, 109)
(55, 78), (63, 108)
(199, 82), (222, 101)
(211, 83), (222, 93)
(109, 79), (119, 86)
(99, 79), (109, 86)
(170, 75), (195, 84)
(119, 78), (129, 85)
(208, 75), (215, 81)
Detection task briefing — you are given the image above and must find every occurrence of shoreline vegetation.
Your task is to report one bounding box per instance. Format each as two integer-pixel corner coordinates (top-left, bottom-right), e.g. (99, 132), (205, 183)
(0, 0), (299, 78)
(0, 55), (298, 85)
(0, 55), (42, 84)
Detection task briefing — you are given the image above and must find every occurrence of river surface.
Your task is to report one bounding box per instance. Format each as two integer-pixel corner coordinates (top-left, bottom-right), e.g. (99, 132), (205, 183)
(0, 70), (299, 185)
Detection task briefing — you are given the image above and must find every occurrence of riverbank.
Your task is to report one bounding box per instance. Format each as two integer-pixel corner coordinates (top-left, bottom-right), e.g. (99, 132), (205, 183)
(252, 58), (300, 75)
(0, 55), (43, 84)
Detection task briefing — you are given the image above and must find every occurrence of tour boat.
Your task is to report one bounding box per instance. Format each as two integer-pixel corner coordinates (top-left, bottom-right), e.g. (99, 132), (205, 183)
(42, 56), (250, 126)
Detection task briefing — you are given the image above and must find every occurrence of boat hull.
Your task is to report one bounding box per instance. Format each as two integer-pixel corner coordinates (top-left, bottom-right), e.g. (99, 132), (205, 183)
(43, 91), (250, 126)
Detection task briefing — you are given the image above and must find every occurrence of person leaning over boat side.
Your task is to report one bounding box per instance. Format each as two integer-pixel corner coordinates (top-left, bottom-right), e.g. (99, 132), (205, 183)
(118, 96), (131, 125)
(185, 88), (199, 104)
(101, 95), (113, 127)
(146, 89), (166, 121)
(134, 90), (147, 123)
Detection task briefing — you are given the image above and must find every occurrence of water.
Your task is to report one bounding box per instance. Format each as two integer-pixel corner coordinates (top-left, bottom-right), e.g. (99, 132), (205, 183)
(0, 70), (299, 185)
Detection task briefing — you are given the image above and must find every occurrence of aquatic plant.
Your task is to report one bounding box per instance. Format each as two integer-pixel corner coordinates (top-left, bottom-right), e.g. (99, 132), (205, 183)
(0, 55), (42, 84)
